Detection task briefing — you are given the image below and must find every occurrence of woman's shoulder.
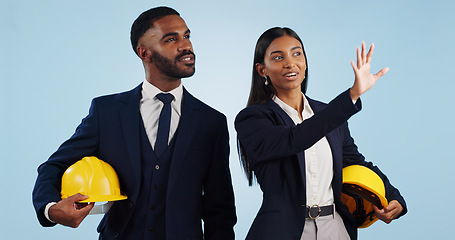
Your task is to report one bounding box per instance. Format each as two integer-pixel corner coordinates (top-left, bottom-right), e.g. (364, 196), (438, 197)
(234, 100), (287, 129)
(236, 100), (279, 117)
(305, 95), (328, 112)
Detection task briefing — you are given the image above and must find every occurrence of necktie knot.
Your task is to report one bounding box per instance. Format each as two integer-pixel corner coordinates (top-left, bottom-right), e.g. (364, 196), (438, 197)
(156, 93), (174, 104)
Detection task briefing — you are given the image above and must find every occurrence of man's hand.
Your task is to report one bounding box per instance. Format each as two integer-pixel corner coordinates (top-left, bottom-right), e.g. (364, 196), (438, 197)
(374, 200), (403, 224)
(48, 193), (94, 228)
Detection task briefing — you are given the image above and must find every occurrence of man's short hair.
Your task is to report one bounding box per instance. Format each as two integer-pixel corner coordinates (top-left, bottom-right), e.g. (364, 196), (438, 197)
(130, 6), (180, 56)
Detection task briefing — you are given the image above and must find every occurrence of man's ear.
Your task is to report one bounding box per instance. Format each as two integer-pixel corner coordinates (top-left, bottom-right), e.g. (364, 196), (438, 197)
(255, 63), (266, 77)
(137, 46), (151, 62)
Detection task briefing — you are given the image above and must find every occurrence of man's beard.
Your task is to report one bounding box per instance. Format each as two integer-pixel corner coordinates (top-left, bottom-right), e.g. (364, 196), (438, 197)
(150, 50), (196, 79)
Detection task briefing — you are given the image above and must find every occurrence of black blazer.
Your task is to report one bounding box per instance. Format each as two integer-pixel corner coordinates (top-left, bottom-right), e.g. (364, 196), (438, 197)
(235, 89), (407, 240)
(33, 84), (237, 240)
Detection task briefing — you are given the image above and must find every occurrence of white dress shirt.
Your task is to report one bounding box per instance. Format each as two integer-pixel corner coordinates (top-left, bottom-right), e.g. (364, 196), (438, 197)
(273, 94), (334, 207)
(140, 80), (183, 148)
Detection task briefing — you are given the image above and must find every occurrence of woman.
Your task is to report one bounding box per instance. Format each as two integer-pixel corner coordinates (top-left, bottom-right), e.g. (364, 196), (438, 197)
(235, 27), (407, 240)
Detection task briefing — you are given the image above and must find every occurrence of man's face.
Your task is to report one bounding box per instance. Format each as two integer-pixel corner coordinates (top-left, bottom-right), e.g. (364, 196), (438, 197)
(138, 15), (195, 79)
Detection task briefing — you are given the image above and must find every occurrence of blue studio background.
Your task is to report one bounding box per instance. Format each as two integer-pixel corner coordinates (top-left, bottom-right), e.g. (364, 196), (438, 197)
(1, 0), (454, 239)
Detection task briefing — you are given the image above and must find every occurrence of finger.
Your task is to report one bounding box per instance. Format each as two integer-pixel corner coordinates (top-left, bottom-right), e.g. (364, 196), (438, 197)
(69, 193), (89, 202)
(384, 200), (402, 218)
(374, 67), (389, 80)
(379, 201), (402, 221)
(72, 203), (94, 224)
(350, 60), (358, 72)
(374, 206), (393, 223)
(356, 46), (361, 69)
(383, 201), (397, 212)
(75, 202), (89, 210)
(76, 193), (89, 200)
(362, 41), (366, 65)
(384, 208), (400, 221)
(366, 43), (374, 63)
(77, 202), (94, 216)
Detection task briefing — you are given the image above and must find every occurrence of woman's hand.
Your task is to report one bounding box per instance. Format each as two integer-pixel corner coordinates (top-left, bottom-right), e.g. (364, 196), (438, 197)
(349, 41), (389, 101)
(374, 200), (403, 224)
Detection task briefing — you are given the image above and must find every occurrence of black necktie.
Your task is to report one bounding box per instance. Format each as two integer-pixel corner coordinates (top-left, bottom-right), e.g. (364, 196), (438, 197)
(155, 93), (174, 158)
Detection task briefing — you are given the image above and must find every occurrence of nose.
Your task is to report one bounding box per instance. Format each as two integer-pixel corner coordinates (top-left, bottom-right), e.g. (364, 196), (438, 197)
(178, 39), (192, 52)
(284, 59), (296, 68)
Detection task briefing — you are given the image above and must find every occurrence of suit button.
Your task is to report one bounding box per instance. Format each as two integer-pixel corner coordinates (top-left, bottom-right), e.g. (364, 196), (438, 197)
(113, 232), (119, 238)
(128, 202), (133, 209)
(148, 226), (154, 232)
(155, 164), (160, 170)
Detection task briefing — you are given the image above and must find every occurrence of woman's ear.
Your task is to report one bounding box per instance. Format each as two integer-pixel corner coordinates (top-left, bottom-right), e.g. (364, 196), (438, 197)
(255, 63), (266, 77)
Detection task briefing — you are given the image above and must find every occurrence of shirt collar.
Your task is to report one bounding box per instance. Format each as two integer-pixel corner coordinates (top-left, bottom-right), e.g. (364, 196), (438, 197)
(302, 93), (314, 116)
(142, 80), (183, 116)
(272, 93), (314, 124)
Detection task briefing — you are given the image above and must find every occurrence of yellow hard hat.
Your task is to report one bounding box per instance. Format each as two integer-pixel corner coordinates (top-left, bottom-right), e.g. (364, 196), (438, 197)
(341, 165), (388, 228)
(61, 156), (127, 213)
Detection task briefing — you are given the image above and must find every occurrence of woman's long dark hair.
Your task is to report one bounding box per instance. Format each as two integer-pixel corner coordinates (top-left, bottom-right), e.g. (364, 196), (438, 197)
(239, 27), (309, 185)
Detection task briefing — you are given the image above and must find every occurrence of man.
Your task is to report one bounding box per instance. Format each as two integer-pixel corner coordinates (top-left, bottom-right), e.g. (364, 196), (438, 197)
(32, 6), (237, 240)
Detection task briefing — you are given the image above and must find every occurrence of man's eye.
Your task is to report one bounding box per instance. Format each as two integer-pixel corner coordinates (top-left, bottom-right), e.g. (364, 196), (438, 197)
(294, 52), (301, 56)
(184, 35), (190, 39)
(165, 38), (176, 42)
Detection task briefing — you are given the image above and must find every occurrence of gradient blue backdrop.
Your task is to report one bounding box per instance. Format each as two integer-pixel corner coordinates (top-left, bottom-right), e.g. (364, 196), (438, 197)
(2, 0), (454, 239)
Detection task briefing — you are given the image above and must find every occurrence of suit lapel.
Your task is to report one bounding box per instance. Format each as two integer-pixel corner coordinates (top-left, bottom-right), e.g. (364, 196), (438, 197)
(118, 84), (143, 194)
(167, 88), (200, 192)
(265, 100), (295, 126)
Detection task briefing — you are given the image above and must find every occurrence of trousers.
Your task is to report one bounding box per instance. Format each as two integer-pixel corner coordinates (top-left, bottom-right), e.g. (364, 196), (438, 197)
(300, 210), (350, 240)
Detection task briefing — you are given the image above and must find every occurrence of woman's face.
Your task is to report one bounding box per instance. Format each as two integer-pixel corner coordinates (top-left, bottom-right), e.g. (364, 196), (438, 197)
(257, 35), (307, 95)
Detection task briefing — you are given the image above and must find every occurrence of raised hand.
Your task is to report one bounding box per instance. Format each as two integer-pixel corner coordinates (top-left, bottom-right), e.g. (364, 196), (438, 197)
(48, 193), (94, 228)
(349, 41), (389, 101)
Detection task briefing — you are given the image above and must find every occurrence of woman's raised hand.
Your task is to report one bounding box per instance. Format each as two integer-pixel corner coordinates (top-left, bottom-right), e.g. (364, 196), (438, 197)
(349, 41), (389, 101)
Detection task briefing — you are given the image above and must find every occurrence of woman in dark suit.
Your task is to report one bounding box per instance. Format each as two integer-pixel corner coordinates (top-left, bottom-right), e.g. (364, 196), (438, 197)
(234, 27), (407, 240)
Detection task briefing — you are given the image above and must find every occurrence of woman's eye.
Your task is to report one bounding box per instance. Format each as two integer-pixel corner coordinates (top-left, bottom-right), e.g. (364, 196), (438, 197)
(294, 52), (301, 57)
(272, 56), (283, 60)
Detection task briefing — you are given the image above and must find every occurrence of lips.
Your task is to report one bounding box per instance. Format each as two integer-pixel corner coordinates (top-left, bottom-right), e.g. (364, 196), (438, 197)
(176, 52), (195, 65)
(283, 71), (298, 80)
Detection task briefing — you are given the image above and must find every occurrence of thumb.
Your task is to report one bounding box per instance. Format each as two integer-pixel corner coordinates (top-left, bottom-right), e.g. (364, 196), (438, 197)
(374, 67), (389, 80)
(373, 205), (385, 214)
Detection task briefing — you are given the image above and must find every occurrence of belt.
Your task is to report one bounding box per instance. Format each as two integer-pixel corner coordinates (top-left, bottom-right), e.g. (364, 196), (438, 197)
(305, 204), (334, 219)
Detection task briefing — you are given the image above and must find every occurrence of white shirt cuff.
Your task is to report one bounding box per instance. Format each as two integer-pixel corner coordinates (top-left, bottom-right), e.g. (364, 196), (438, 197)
(44, 202), (57, 223)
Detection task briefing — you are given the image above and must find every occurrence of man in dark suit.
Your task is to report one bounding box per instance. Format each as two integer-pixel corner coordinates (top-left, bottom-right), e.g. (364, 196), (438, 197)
(32, 6), (236, 240)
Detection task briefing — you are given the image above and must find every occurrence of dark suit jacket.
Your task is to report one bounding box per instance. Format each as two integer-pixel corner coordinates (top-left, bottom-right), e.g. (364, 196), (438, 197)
(33, 84), (237, 240)
(235, 89), (407, 240)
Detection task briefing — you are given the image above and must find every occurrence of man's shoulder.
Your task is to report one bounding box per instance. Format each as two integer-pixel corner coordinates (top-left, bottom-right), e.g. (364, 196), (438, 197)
(183, 88), (226, 119)
(92, 84), (142, 104)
